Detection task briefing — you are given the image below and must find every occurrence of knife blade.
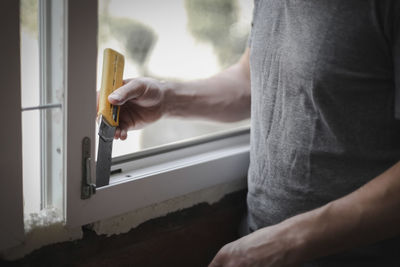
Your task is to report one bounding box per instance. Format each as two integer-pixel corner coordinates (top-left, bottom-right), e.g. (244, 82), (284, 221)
(96, 48), (124, 187)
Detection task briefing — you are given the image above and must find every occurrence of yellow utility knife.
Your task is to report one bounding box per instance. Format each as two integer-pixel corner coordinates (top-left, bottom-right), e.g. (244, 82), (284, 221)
(96, 48), (125, 187)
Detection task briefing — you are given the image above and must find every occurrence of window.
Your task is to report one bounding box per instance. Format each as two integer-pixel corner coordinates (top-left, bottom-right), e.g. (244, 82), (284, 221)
(0, 0), (251, 245)
(20, 0), (66, 224)
(67, 0), (251, 227)
(97, 0), (253, 158)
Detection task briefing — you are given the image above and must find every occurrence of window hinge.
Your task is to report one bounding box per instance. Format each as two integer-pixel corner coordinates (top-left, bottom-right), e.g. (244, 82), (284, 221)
(81, 137), (96, 199)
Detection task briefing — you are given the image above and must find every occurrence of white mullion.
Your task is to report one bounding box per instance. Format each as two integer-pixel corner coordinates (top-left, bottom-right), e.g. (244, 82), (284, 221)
(38, 0), (67, 215)
(48, 0), (67, 216)
(39, 0), (50, 210)
(66, 0), (98, 225)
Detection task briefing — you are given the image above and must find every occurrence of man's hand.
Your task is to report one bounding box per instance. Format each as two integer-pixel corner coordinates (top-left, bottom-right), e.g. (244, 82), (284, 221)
(104, 48), (251, 140)
(209, 225), (301, 267)
(210, 158), (400, 267)
(107, 77), (167, 140)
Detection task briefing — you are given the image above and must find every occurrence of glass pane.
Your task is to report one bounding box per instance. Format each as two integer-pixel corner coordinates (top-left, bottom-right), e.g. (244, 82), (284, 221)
(22, 110), (41, 215)
(21, 107), (64, 219)
(20, 0), (40, 108)
(97, 0), (253, 158)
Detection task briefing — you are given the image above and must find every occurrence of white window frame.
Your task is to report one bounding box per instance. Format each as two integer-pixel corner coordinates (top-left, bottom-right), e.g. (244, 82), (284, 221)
(66, 0), (250, 227)
(38, 0), (67, 214)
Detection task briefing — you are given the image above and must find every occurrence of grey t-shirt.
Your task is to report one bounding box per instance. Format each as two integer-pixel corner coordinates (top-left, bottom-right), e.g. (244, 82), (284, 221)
(247, 0), (400, 265)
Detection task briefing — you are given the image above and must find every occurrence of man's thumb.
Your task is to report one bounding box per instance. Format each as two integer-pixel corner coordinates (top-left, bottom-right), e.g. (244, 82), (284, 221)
(108, 79), (144, 105)
(108, 91), (125, 105)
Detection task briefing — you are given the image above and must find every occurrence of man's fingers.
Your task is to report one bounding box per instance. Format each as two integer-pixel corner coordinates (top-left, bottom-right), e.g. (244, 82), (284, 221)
(108, 79), (146, 105)
(120, 128), (128, 140)
(114, 127), (121, 140)
(208, 262), (221, 267)
(208, 249), (226, 267)
(208, 257), (223, 267)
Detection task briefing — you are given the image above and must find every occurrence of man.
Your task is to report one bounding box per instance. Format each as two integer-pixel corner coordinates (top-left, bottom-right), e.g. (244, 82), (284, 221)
(108, 0), (400, 266)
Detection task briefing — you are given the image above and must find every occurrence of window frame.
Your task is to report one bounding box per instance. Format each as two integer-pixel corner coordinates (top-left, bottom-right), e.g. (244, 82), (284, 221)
(0, 0), (250, 232)
(38, 0), (67, 217)
(66, 0), (250, 227)
(65, 0), (98, 224)
(68, 129), (250, 227)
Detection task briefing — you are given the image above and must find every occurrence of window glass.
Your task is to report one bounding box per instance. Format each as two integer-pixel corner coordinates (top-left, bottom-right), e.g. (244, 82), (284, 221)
(20, 0), (41, 215)
(97, 0), (253, 158)
(20, 0), (65, 222)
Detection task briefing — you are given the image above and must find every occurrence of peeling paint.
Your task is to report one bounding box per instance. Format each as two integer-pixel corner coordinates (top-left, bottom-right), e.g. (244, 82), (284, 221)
(1, 208), (82, 261)
(93, 179), (246, 236)
(0, 179), (246, 261)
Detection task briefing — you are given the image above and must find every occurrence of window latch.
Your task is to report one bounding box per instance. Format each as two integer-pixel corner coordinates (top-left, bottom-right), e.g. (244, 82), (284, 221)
(81, 137), (96, 199)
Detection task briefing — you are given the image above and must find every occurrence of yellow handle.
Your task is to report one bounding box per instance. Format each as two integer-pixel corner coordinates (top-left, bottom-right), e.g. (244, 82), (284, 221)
(98, 48), (125, 127)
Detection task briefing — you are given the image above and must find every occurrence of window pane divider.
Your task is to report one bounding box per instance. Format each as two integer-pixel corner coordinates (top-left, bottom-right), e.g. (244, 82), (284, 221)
(21, 103), (62, 112)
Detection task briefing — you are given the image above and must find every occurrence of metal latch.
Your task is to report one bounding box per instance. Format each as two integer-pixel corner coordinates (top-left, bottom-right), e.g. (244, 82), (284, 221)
(81, 137), (96, 199)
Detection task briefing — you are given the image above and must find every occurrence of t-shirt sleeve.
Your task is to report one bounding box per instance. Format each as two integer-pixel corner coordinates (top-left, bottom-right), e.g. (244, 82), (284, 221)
(248, 0), (260, 47)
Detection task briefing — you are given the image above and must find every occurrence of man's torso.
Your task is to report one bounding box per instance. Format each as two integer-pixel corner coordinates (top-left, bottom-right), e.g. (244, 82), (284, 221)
(247, 0), (400, 265)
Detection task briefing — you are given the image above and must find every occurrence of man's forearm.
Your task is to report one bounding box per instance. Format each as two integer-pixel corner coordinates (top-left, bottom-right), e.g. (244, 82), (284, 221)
(283, 161), (400, 263)
(163, 49), (251, 122)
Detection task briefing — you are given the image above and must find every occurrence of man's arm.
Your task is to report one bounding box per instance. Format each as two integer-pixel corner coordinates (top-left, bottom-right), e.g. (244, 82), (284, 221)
(209, 160), (400, 266)
(295, 159), (400, 261)
(107, 49), (251, 139)
(164, 48), (251, 122)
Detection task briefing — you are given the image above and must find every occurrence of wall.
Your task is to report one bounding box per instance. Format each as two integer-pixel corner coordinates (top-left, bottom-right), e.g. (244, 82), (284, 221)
(0, 190), (247, 267)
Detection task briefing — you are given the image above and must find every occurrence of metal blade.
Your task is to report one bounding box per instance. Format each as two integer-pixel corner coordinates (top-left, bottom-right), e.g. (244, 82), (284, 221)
(96, 118), (116, 187)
